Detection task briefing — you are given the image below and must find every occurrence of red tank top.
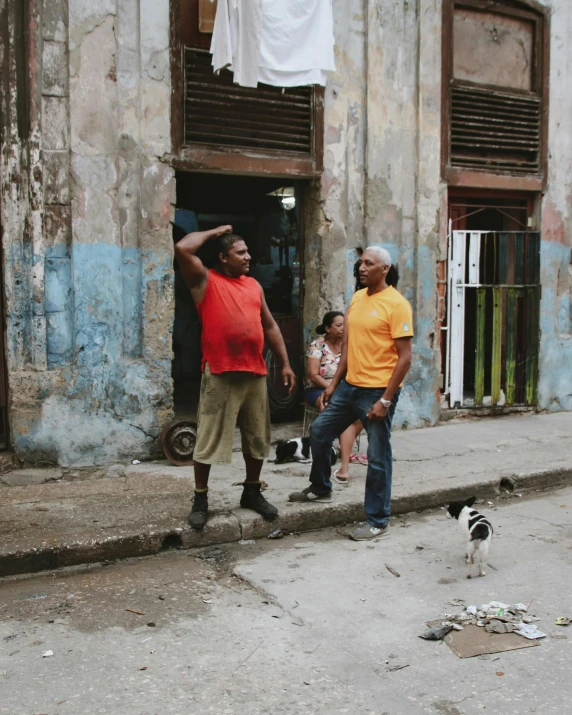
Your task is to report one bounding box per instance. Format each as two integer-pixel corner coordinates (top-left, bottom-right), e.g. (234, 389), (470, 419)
(196, 269), (267, 375)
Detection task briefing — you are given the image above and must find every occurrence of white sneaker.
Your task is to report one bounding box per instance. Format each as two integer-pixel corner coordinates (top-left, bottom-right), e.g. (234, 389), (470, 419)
(347, 523), (388, 541)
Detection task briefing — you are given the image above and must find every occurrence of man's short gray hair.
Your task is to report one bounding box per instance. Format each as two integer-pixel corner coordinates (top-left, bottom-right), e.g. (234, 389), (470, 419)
(364, 245), (392, 267)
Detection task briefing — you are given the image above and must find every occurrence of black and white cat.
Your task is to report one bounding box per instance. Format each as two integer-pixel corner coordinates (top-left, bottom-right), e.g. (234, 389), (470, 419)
(447, 497), (493, 579)
(272, 437), (337, 466)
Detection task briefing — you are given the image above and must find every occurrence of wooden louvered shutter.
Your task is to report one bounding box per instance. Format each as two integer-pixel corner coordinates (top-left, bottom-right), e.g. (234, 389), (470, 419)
(450, 85), (541, 174)
(184, 49), (314, 155)
(444, 1), (548, 187)
(172, 0), (324, 177)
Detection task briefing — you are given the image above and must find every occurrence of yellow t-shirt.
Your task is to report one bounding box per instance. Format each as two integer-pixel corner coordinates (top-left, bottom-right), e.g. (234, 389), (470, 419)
(346, 286), (413, 388)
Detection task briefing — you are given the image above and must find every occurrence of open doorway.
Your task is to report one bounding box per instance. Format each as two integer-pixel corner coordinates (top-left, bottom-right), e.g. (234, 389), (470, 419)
(446, 192), (540, 408)
(172, 172), (304, 420)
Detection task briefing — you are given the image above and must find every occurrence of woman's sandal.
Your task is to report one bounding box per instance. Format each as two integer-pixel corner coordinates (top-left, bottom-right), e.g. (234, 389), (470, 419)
(333, 469), (349, 485)
(349, 453), (368, 465)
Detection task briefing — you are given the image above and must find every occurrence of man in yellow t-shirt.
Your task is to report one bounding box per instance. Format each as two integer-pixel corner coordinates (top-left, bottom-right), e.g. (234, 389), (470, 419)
(289, 246), (413, 540)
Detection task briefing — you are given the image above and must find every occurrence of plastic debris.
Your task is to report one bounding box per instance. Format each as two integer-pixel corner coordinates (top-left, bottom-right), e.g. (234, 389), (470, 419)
(484, 601), (511, 610)
(268, 529), (288, 540)
(419, 623), (453, 640)
(238, 539), (255, 545)
(555, 616), (571, 626)
(514, 624), (546, 640)
(132, 459), (141, 465)
(42, 650), (54, 658)
(438, 599), (541, 637)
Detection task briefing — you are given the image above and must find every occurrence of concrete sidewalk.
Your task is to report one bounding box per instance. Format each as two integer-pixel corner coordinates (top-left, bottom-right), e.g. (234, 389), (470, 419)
(1, 411), (571, 577)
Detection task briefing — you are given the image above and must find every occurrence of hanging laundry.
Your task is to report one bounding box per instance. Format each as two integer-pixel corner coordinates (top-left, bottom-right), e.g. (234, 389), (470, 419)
(210, 0), (335, 88)
(210, 0), (264, 88)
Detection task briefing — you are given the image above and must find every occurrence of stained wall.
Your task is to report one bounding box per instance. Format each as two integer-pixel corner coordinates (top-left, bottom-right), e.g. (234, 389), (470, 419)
(1, 0), (175, 465)
(1, 0), (571, 466)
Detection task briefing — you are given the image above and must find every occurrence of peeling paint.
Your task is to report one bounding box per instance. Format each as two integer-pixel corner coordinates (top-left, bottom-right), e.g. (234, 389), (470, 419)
(1, 0), (571, 467)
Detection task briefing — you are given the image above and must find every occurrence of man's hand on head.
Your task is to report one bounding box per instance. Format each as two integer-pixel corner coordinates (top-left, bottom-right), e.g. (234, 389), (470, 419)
(211, 224), (233, 238)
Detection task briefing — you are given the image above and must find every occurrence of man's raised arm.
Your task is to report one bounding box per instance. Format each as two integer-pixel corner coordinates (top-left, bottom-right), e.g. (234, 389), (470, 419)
(174, 225), (232, 304)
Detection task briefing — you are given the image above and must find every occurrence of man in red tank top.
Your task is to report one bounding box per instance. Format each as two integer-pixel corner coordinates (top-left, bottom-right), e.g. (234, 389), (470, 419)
(175, 225), (296, 529)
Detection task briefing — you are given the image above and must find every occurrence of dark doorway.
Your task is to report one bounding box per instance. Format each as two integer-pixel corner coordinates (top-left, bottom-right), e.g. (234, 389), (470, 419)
(172, 172), (304, 420)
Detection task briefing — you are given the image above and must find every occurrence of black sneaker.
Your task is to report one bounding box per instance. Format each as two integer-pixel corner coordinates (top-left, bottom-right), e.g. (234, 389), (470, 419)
(240, 482), (278, 521)
(188, 491), (208, 529)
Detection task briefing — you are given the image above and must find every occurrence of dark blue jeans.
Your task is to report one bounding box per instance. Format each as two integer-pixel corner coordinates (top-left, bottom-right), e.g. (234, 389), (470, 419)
(309, 380), (400, 528)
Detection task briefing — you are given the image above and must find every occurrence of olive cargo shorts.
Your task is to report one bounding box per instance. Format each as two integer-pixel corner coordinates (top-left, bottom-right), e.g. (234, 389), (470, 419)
(193, 364), (271, 465)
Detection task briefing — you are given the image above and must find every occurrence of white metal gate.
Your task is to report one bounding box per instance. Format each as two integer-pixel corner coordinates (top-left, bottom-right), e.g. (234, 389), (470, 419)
(445, 228), (540, 408)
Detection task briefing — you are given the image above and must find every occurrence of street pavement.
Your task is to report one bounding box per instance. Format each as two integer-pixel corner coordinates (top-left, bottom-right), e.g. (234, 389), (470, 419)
(0, 411), (571, 577)
(0, 487), (571, 714)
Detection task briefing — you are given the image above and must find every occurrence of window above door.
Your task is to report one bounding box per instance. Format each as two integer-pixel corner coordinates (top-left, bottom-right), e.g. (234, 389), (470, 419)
(171, 0), (324, 178)
(442, 1), (550, 191)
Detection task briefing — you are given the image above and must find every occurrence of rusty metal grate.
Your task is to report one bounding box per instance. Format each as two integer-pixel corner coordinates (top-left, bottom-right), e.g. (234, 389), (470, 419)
(184, 48), (313, 154)
(450, 85), (541, 174)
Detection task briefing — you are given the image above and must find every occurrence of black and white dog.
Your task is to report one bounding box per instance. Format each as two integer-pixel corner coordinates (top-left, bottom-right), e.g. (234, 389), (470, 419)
(272, 437), (337, 466)
(447, 497), (493, 579)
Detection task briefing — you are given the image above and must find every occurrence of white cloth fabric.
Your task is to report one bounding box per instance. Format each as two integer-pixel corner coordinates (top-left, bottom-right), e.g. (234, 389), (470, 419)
(210, 0), (263, 89)
(210, 0), (335, 88)
(257, 67), (329, 89)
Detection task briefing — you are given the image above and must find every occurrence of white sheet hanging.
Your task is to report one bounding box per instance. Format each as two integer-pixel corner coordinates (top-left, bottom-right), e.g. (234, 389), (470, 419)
(257, 67), (329, 88)
(259, 0), (335, 75)
(211, 0), (263, 89)
(210, 0), (335, 88)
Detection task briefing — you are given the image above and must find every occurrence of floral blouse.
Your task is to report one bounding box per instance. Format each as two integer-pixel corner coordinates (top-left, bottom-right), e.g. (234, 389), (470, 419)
(305, 337), (341, 388)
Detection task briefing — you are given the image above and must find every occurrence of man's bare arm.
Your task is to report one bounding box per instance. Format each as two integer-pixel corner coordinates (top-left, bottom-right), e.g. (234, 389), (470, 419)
(174, 225), (232, 304)
(260, 287), (296, 394)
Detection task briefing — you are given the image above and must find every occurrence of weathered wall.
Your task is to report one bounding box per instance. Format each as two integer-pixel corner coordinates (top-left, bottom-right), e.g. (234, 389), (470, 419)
(538, 0), (572, 411)
(0, 0), (175, 465)
(303, 0), (367, 338)
(304, 0), (443, 428)
(1, 0), (571, 467)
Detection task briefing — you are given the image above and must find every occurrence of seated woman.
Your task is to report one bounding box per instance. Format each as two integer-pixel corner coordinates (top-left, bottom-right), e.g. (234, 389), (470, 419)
(304, 311), (363, 484)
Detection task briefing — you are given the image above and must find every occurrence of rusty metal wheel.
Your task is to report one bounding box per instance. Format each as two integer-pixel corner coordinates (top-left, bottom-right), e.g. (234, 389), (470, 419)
(160, 419), (197, 466)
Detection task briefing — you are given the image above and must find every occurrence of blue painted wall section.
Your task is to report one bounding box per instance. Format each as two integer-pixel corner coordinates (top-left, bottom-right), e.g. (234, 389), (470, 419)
(9, 241), (174, 467)
(122, 247), (143, 359)
(45, 244), (73, 367)
(538, 241), (572, 412)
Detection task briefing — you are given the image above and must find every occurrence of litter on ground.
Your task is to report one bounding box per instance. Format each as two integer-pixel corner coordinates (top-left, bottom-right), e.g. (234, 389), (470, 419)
(422, 598), (548, 657)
